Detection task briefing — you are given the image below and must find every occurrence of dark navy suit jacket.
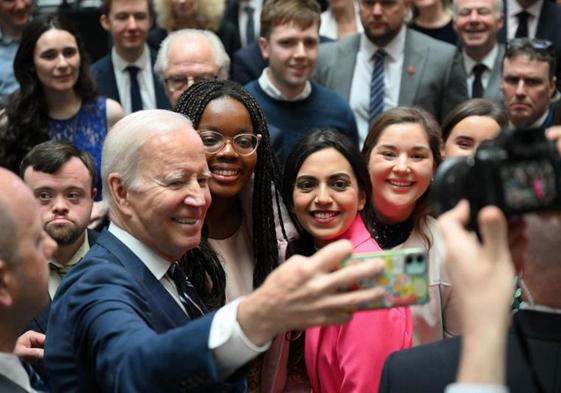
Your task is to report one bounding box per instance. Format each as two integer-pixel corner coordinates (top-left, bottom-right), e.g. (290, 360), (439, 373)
(379, 310), (561, 393)
(25, 229), (99, 387)
(91, 48), (170, 110)
(44, 230), (245, 393)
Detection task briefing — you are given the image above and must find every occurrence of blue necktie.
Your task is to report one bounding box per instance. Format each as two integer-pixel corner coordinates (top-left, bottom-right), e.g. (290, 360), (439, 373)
(126, 65), (143, 112)
(168, 263), (207, 318)
(369, 49), (386, 126)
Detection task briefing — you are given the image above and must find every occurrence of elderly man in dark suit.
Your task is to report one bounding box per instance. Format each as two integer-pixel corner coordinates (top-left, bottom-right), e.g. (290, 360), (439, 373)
(378, 131), (561, 393)
(91, 0), (170, 114)
(44, 109), (387, 393)
(0, 168), (57, 393)
(452, 0), (505, 103)
(313, 0), (467, 145)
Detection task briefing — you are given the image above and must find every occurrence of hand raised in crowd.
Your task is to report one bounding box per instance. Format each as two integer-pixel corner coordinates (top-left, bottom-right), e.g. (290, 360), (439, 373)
(237, 240), (386, 346)
(438, 201), (514, 385)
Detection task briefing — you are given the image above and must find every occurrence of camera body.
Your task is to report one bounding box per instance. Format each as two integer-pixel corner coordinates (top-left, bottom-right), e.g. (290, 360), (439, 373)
(432, 129), (561, 226)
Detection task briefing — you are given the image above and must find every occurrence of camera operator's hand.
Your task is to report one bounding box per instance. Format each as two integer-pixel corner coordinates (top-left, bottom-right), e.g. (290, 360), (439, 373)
(546, 126), (561, 155)
(438, 200), (514, 385)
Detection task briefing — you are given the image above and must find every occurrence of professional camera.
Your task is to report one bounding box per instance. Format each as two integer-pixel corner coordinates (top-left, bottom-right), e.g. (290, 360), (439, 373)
(432, 129), (561, 227)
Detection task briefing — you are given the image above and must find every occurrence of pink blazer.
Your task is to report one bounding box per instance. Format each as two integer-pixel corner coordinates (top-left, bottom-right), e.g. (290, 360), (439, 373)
(305, 215), (413, 393)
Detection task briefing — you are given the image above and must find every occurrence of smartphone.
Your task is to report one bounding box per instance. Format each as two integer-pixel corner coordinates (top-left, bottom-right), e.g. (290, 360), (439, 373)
(341, 247), (430, 309)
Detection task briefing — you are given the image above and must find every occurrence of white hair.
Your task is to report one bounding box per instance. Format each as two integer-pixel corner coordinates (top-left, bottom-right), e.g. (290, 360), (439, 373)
(101, 110), (193, 204)
(154, 28), (230, 82)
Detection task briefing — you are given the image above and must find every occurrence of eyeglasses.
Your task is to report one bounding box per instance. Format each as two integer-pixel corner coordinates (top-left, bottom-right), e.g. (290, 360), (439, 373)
(164, 74), (218, 92)
(198, 130), (261, 156)
(506, 38), (554, 58)
(359, 0), (399, 9)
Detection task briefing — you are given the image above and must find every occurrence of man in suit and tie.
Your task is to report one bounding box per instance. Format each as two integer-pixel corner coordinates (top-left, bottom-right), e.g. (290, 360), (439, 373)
(44, 109), (387, 393)
(452, 0), (505, 103)
(313, 0), (467, 145)
(221, 0), (262, 50)
(154, 29), (230, 108)
(501, 38), (556, 129)
(378, 131), (561, 393)
(0, 168), (57, 393)
(498, 0), (561, 88)
(91, 0), (170, 114)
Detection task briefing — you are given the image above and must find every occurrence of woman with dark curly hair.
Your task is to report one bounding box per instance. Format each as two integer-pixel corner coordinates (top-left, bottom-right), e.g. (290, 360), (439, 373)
(0, 15), (123, 203)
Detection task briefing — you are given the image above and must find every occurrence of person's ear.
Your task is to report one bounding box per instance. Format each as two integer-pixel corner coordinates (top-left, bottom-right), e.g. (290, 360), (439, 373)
(0, 260), (14, 309)
(107, 174), (133, 217)
(100, 14), (111, 32)
(358, 190), (367, 211)
(258, 37), (270, 60)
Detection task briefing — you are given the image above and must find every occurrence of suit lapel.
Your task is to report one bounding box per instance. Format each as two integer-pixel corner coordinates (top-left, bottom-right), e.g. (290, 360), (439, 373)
(484, 44), (505, 103)
(0, 374), (30, 393)
(399, 29), (427, 106)
(338, 35), (360, 99)
(96, 231), (190, 329)
(106, 56), (121, 102)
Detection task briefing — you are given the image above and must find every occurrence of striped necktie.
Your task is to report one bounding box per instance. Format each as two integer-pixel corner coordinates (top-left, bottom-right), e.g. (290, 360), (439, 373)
(168, 263), (207, 318)
(369, 49), (386, 126)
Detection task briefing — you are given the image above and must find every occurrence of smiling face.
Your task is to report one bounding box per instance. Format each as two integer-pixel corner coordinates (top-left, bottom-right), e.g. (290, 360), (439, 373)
(292, 148), (366, 247)
(453, 0), (503, 59)
(33, 28), (80, 93)
(198, 97), (257, 200)
(368, 123), (434, 223)
(501, 55), (556, 128)
(23, 157), (95, 248)
(123, 129), (211, 261)
(0, 0), (31, 35)
(259, 21), (319, 98)
(444, 115), (501, 157)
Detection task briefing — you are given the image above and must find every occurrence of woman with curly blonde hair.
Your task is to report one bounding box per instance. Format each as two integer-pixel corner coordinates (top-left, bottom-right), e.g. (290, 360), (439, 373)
(148, 0), (240, 57)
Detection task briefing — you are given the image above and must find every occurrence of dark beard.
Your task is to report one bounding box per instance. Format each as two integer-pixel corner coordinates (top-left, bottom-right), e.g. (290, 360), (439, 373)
(46, 223), (84, 246)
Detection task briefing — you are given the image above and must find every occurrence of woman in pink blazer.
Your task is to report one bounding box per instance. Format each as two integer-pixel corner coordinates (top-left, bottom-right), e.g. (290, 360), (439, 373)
(282, 129), (413, 393)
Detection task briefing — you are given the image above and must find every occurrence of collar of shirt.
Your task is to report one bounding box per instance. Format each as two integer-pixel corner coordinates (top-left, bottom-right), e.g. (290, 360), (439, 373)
(49, 231), (90, 270)
(112, 44), (150, 73)
(508, 0), (543, 19)
(462, 44), (499, 75)
(509, 109), (549, 129)
(360, 24), (406, 63)
(0, 353), (33, 392)
(0, 25), (18, 45)
(257, 67), (312, 101)
(108, 223), (171, 280)
(519, 301), (561, 314)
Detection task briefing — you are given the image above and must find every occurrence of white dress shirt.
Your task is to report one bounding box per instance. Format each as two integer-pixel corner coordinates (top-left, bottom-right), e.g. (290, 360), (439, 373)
(111, 44), (157, 114)
(507, 0), (543, 40)
(0, 353), (35, 393)
(462, 44), (499, 97)
(446, 383), (509, 393)
(238, 0), (262, 47)
(108, 223), (270, 378)
(349, 27), (406, 146)
(49, 231), (90, 299)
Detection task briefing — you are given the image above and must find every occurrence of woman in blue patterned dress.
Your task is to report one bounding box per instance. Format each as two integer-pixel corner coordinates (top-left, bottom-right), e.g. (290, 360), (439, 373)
(0, 15), (122, 219)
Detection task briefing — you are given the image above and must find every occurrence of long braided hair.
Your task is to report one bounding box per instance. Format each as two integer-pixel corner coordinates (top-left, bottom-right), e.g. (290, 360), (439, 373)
(175, 80), (286, 303)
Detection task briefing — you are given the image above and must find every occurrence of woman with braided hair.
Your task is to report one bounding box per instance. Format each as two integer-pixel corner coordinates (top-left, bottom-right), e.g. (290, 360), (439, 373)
(175, 79), (295, 304)
(176, 79), (299, 392)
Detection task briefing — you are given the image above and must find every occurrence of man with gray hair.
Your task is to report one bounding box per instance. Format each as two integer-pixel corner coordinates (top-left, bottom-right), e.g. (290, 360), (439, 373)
(154, 29), (230, 108)
(44, 109), (386, 393)
(0, 168), (56, 392)
(452, 0), (505, 102)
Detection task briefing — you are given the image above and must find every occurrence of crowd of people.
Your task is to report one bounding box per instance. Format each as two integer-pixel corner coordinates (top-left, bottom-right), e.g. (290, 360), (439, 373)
(0, 0), (560, 392)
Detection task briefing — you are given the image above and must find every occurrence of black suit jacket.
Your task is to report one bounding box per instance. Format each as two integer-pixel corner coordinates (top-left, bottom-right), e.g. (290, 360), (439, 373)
(90, 49), (170, 110)
(498, 0), (561, 90)
(25, 229), (99, 387)
(379, 310), (561, 393)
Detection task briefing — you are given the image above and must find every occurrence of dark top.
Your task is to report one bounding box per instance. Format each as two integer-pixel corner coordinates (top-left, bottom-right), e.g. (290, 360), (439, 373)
(409, 20), (458, 47)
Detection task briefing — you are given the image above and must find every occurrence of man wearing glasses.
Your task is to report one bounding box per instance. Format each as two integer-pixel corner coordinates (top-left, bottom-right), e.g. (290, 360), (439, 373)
(452, 0), (505, 102)
(154, 29), (230, 108)
(501, 38), (557, 129)
(314, 0), (467, 145)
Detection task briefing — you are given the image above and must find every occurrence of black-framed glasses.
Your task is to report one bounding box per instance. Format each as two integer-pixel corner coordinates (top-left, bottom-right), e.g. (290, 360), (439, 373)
(198, 130), (261, 155)
(164, 74), (218, 92)
(506, 38), (554, 58)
